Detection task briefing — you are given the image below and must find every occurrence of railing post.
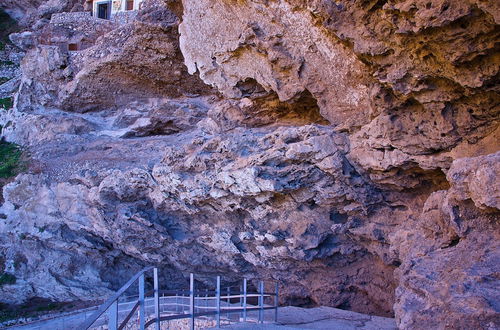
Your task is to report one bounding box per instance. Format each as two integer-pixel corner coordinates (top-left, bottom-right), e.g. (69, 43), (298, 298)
(205, 289), (209, 312)
(274, 281), (279, 323)
(175, 293), (179, 313)
(154, 268), (160, 330)
(243, 278), (247, 322)
(190, 273), (195, 330)
(215, 276), (220, 328)
(139, 273), (145, 330)
(216, 275), (221, 328)
(239, 284), (243, 321)
(259, 280), (264, 324)
(226, 286), (230, 320)
(108, 300), (118, 330)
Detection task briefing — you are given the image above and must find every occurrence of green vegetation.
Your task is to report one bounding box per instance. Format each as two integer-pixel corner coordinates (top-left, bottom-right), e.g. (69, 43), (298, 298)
(0, 306), (21, 323)
(0, 60), (15, 66)
(35, 303), (58, 312)
(0, 77), (10, 85)
(0, 140), (22, 178)
(0, 273), (16, 286)
(0, 300), (70, 323)
(0, 97), (13, 110)
(0, 300), (18, 323)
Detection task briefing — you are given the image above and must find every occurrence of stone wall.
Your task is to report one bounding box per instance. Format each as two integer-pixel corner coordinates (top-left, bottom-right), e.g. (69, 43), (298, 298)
(112, 10), (138, 25)
(39, 11), (116, 51)
(50, 11), (94, 24)
(50, 10), (139, 26)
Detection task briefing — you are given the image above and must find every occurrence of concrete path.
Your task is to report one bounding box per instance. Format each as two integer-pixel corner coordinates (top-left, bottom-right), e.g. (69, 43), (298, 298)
(7, 296), (184, 330)
(212, 306), (397, 330)
(8, 304), (397, 330)
(7, 296), (266, 330)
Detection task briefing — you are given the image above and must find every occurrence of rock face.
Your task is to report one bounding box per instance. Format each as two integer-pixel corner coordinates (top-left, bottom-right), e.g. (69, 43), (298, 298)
(13, 2), (211, 115)
(392, 152), (500, 329)
(179, 0), (374, 130)
(0, 0), (499, 329)
(0, 0), (82, 27)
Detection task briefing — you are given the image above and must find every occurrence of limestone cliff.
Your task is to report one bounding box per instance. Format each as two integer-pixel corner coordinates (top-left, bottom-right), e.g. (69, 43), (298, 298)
(0, 0), (498, 329)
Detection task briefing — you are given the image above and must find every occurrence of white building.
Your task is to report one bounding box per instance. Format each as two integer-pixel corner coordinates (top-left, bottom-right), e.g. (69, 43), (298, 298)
(90, 0), (144, 19)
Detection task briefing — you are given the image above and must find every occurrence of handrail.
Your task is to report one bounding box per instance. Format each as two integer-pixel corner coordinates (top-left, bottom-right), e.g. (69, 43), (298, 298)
(157, 290), (277, 297)
(156, 288), (279, 296)
(144, 306), (278, 328)
(78, 267), (279, 330)
(118, 300), (140, 330)
(78, 266), (154, 329)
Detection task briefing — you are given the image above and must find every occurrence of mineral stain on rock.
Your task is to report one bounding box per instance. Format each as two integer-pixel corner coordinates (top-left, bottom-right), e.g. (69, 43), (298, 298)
(0, 0), (498, 329)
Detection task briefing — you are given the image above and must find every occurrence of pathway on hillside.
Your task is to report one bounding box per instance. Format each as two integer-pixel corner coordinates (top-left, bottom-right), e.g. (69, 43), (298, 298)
(213, 306), (397, 329)
(9, 305), (396, 330)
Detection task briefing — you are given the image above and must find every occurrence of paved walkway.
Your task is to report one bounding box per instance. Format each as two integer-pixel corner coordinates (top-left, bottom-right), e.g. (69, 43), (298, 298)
(212, 306), (397, 330)
(8, 303), (397, 330)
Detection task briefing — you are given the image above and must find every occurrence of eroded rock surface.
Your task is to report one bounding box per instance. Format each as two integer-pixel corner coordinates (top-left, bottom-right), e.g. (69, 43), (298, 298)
(0, 0), (499, 329)
(179, 0), (374, 130)
(392, 153), (500, 329)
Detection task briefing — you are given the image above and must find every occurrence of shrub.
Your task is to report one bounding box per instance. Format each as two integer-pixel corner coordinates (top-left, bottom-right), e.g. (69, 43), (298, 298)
(35, 303), (57, 312)
(0, 60), (15, 66)
(0, 273), (16, 286)
(0, 97), (13, 110)
(0, 140), (21, 178)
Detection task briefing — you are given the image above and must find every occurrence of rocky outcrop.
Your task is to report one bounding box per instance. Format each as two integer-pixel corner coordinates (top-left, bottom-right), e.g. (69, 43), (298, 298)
(0, 0), (46, 22)
(0, 116), (397, 316)
(179, 0), (374, 130)
(0, 0), (499, 329)
(11, 1), (211, 115)
(0, 0), (82, 27)
(393, 152), (500, 329)
(179, 0), (499, 185)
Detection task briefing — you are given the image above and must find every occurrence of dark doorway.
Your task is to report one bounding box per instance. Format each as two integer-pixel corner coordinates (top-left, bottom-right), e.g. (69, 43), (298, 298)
(97, 3), (110, 19)
(126, 0), (134, 10)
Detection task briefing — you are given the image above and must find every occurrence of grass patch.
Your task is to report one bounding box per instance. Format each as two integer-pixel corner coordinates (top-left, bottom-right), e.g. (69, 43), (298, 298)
(0, 273), (16, 286)
(0, 140), (22, 178)
(0, 97), (13, 110)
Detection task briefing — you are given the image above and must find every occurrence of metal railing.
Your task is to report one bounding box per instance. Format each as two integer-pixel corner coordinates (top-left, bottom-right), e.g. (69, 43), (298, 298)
(78, 267), (279, 330)
(78, 266), (154, 330)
